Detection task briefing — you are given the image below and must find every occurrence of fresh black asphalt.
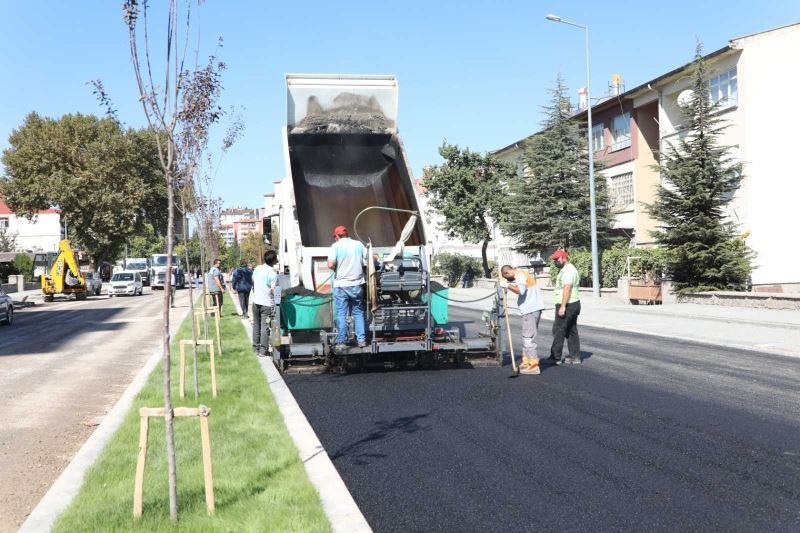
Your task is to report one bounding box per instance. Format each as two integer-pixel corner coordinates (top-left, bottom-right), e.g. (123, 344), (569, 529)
(285, 306), (800, 532)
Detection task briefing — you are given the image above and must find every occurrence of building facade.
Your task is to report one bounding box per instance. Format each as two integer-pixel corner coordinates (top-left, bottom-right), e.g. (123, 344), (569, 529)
(0, 198), (61, 252)
(219, 207), (260, 246)
(492, 22), (800, 291)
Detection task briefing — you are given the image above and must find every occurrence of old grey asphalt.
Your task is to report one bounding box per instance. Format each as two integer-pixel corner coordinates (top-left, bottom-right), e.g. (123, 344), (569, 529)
(0, 287), (189, 532)
(286, 306), (800, 533)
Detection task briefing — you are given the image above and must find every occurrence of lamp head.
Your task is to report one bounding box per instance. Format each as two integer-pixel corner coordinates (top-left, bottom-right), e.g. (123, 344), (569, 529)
(545, 14), (561, 22)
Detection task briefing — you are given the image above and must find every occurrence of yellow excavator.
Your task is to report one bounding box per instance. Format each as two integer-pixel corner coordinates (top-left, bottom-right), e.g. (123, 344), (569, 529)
(40, 239), (87, 302)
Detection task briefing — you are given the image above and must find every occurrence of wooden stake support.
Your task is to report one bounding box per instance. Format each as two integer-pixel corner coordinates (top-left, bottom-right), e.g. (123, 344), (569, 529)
(194, 307), (222, 356)
(180, 339), (217, 399)
(133, 405), (215, 518)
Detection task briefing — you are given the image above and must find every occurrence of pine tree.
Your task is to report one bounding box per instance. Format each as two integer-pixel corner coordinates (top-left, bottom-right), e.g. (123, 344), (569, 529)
(502, 76), (612, 255)
(647, 44), (753, 292)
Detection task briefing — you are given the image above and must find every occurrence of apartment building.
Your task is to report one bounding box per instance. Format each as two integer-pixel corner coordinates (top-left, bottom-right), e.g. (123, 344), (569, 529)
(219, 207), (260, 246)
(493, 22), (800, 291)
(233, 218), (262, 244)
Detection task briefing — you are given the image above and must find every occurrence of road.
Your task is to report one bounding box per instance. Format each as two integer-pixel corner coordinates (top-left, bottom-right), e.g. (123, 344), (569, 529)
(287, 306), (800, 533)
(0, 287), (190, 532)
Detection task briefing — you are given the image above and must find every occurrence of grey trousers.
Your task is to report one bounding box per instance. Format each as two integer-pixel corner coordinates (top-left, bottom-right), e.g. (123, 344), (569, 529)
(252, 303), (273, 354)
(521, 310), (542, 358)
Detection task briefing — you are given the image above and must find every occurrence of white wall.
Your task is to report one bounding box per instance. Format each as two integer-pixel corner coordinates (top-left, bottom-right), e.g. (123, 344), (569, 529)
(4, 213), (61, 252)
(735, 25), (800, 286)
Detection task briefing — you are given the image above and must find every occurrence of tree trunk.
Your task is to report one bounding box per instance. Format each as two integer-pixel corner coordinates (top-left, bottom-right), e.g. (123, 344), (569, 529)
(183, 213), (199, 398)
(199, 239), (210, 348)
(163, 173), (178, 521)
(481, 238), (491, 278)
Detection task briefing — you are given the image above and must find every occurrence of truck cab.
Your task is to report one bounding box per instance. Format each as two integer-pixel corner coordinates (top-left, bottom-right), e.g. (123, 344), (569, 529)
(150, 254), (185, 289)
(124, 257), (151, 286)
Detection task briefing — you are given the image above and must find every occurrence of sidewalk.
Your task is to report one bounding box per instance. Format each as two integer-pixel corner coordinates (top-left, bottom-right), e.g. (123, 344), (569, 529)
(8, 287), (44, 306)
(445, 287), (800, 358)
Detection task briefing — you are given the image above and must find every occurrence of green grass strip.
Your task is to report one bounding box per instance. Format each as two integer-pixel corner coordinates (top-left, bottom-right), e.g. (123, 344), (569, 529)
(53, 297), (331, 532)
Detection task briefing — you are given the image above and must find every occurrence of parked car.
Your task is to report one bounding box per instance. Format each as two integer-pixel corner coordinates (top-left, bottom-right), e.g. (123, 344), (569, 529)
(0, 288), (13, 326)
(108, 271), (143, 297)
(83, 272), (103, 296)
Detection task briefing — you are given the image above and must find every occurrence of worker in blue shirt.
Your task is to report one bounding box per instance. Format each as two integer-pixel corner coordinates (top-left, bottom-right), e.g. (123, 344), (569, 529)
(327, 225), (368, 352)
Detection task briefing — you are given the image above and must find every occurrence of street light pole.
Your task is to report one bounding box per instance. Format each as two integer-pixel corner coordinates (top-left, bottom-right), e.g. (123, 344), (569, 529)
(546, 14), (601, 298)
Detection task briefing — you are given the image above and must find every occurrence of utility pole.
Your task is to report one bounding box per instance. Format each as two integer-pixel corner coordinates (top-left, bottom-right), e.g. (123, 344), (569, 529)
(546, 13), (601, 297)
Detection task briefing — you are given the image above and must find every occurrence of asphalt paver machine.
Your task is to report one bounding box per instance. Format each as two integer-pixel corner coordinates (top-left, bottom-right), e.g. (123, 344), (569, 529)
(270, 74), (499, 372)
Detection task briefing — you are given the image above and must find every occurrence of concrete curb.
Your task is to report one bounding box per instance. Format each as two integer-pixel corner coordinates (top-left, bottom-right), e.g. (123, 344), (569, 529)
(230, 290), (371, 533)
(19, 304), (191, 532)
(447, 300), (800, 359)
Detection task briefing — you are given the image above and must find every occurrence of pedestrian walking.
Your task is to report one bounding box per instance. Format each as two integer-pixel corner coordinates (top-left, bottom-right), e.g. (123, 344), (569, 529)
(549, 249), (582, 365)
(252, 250), (279, 356)
(500, 265), (545, 374)
(232, 259), (254, 319)
(461, 265), (475, 288)
(207, 258), (224, 310)
(327, 225), (368, 351)
(169, 266), (177, 308)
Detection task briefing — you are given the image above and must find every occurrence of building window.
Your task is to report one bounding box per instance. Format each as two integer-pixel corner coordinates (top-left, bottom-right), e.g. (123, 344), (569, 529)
(591, 123), (605, 152)
(611, 113), (631, 151)
(0, 217), (9, 229)
(709, 67), (738, 109)
(608, 172), (634, 210)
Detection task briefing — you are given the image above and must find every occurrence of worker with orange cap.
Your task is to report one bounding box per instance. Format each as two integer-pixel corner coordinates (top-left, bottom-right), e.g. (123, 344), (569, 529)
(327, 225), (368, 352)
(549, 249), (582, 365)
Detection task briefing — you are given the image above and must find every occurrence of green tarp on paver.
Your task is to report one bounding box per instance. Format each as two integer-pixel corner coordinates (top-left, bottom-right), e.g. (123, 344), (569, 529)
(280, 293), (333, 330)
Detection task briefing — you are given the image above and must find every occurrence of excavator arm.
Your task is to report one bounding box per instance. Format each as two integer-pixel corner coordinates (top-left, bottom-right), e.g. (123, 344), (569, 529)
(42, 239), (87, 300)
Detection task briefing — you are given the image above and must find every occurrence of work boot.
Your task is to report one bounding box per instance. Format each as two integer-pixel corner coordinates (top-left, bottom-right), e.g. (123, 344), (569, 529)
(520, 357), (541, 375)
(334, 343), (348, 353)
(357, 340), (367, 348)
(564, 356), (582, 365)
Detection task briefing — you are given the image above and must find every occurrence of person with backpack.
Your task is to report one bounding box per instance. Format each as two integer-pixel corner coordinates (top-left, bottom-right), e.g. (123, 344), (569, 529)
(232, 258), (254, 319)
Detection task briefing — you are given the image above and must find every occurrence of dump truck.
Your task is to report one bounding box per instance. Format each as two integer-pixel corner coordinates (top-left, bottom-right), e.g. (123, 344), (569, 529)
(270, 74), (499, 372)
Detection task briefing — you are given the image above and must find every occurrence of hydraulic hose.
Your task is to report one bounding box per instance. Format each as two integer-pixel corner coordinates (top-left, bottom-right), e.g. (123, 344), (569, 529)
(353, 206), (418, 245)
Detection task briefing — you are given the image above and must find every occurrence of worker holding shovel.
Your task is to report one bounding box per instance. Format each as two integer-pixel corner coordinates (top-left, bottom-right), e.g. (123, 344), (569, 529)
(500, 265), (546, 375)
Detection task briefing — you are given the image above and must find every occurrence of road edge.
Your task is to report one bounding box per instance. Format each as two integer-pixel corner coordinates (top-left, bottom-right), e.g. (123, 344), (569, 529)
(232, 292), (372, 533)
(448, 300), (800, 359)
(19, 303), (191, 533)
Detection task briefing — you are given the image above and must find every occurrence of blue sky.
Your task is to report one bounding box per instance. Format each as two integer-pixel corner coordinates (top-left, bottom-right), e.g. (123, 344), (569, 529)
(1, 1), (798, 210)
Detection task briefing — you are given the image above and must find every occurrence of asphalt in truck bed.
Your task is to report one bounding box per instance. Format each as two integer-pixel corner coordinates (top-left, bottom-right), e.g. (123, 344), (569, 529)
(286, 306), (800, 532)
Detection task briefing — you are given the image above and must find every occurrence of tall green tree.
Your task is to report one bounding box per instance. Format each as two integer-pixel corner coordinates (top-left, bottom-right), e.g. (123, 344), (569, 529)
(174, 232), (202, 271)
(646, 45), (753, 292)
(502, 76), (613, 255)
(126, 222), (166, 257)
(240, 231), (264, 266)
(0, 112), (167, 265)
(422, 143), (516, 277)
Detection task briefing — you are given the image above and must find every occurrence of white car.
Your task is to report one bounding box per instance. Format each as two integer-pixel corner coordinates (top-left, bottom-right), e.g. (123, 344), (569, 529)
(108, 271), (144, 297)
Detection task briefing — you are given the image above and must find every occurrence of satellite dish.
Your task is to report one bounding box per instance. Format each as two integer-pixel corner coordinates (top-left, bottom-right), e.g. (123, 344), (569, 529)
(677, 89), (694, 108)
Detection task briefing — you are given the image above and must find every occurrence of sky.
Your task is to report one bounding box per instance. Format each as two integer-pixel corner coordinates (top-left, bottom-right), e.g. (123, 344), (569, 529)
(1, 0), (798, 211)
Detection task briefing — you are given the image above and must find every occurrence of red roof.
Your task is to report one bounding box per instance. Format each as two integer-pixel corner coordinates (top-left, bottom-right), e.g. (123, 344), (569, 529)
(0, 198), (60, 215)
